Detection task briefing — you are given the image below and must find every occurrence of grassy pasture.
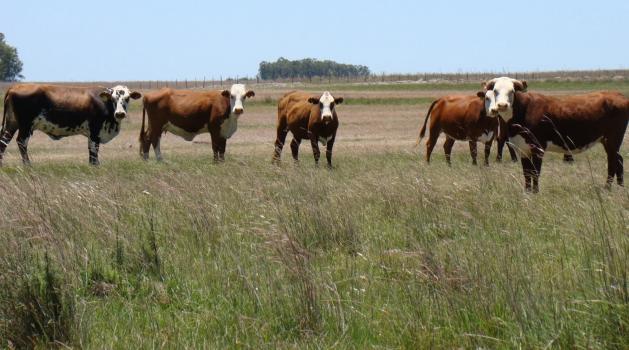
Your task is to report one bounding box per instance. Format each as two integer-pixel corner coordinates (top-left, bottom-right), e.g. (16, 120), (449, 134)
(0, 81), (627, 348)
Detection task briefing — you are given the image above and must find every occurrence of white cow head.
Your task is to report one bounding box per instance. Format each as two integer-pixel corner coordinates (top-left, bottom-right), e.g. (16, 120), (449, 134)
(481, 77), (527, 121)
(308, 91), (344, 123)
(221, 84), (255, 116)
(477, 89), (499, 117)
(100, 85), (141, 119)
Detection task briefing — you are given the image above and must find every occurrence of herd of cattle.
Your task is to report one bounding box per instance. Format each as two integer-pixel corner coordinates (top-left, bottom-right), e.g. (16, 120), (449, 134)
(1, 77), (628, 192)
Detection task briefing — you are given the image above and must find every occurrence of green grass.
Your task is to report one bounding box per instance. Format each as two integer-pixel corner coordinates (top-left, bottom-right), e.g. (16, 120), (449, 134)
(0, 151), (627, 348)
(301, 79), (629, 94)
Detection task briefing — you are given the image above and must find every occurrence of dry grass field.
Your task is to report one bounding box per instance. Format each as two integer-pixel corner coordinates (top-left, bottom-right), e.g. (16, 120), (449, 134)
(0, 80), (627, 348)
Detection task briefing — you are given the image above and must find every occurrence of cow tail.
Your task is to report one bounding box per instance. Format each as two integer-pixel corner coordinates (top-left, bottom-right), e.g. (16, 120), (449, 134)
(139, 104), (147, 155)
(417, 99), (439, 145)
(1, 89), (9, 133)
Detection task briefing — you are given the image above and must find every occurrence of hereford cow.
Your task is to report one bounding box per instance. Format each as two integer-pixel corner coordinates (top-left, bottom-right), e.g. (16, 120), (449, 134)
(1, 84), (141, 165)
(273, 91), (343, 167)
(417, 94), (508, 166)
(140, 84), (254, 162)
(478, 77), (574, 163)
(482, 77), (629, 191)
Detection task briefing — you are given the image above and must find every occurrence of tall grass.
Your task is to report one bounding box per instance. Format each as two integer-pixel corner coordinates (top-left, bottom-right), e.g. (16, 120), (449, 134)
(0, 150), (626, 348)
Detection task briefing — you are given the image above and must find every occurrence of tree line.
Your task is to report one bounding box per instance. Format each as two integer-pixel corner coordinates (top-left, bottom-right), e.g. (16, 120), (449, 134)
(258, 57), (370, 80)
(0, 33), (24, 81)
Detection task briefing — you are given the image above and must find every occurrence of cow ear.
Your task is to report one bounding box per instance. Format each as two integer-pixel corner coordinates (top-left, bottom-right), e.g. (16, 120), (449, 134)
(130, 91), (142, 99)
(334, 97), (344, 104)
(307, 97), (320, 104)
(221, 90), (230, 98)
(99, 90), (112, 102)
(483, 80), (496, 90)
(477, 91), (485, 99)
(513, 80), (527, 92)
(245, 90), (255, 98)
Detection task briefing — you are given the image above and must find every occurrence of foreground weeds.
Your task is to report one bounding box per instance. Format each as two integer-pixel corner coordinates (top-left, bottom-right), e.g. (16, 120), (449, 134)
(0, 151), (627, 348)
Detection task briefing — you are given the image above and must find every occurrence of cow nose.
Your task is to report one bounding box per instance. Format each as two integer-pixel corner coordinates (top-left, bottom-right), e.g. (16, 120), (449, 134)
(497, 103), (508, 111)
(490, 109), (499, 115)
(234, 108), (244, 115)
(115, 112), (126, 118)
(322, 115), (332, 122)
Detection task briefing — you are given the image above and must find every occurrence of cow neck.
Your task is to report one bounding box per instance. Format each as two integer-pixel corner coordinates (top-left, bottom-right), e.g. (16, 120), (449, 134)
(512, 91), (528, 123)
(103, 98), (116, 120)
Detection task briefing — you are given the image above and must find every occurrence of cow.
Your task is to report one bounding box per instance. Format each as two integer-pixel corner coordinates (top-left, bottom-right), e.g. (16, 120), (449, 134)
(482, 77), (573, 164)
(273, 91), (343, 167)
(482, 77), (629, 191)
(417, 94), (510, 166)
(139, 84), (255, 162)
(0, 84), (141, 165)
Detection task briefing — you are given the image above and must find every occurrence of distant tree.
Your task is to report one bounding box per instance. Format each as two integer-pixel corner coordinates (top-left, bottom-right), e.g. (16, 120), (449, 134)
(259, 57), (370, 80)
(0, 33), (24, 81)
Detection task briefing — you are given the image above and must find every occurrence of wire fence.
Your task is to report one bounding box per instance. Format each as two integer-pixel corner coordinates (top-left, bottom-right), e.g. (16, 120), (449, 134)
(2, 69), (628, 91)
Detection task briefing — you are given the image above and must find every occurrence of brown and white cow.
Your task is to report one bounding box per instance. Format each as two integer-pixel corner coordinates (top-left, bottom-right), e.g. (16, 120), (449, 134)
(482, 77), (574, 163)
(139, 84), (254, 162)
(417, 94), (508, 166)
(483, 77), (629, 191)
(273, 91), (343, 167)
(1, 84), (140, 165)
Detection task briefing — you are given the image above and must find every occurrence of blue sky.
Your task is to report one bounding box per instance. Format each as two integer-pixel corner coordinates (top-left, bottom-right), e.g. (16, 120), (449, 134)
(4, 0), (628, 81)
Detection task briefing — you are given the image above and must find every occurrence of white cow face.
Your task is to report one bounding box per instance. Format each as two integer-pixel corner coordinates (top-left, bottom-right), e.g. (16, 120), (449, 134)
(308, 91), (344, 123)
(222, 84), (255, 116)
(100, 85), (141, 119)
(482, 77), (527, 121)
(477, 90), (499, 117)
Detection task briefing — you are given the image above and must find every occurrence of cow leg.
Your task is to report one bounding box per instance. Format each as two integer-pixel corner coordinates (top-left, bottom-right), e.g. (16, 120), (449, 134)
(88, 137), (100, 165)
(152, 136), (163, 162)
(616, 154), (624, 186)
(468, 141), (478, 165)
(496, 137), (505, 162)
(273, 127), (288, 162)
(140, 130), (152, 160)
(443, 137), (455, 166)
(531, 155), (543, 193)
(424, 127), (440, 163)
(601, 139), (619, 188)
(484, 141), (492, 166)
(218, 137), (227, 162)
(0, 125), (18, 166)
(325, 137), (335, 168)
(290, 138), (301, 162)
(309, 134), (321, 166)
(211, 137), (219, 162)
(520, 156), (536, 192)
(16, 129), (32, 166)
(522, 155), (543, 192)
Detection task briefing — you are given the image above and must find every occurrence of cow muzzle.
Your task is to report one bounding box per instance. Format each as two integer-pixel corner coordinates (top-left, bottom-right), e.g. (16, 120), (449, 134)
(497, 103), (509, 112)
(115, 112), (126, 119)
(233, 108), (244, 115)
(322, 115), (332, 123)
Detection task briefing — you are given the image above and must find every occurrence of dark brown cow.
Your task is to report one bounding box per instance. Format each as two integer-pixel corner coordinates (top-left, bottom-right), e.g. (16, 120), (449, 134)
(483, 86), (629, 191)
(139, 84), (254, 162)
(273, 91), (343, 167)
(1, 84), (140, 165)
(418, 94), (505, 166)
